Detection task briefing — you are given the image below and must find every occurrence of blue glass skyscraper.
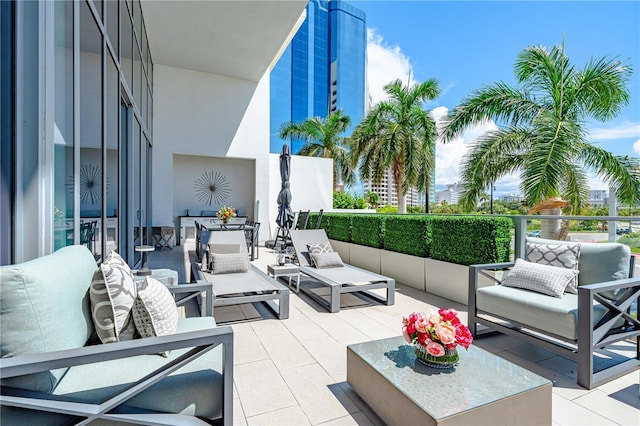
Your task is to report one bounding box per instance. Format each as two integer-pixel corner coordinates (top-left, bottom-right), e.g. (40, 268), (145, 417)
(270, 0), (366, 154)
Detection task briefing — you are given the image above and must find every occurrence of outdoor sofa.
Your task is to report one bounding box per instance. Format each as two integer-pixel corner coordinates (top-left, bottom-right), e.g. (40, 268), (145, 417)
(468, 237), (639, 389)
(0, 245), (233, 425)
(290, 229), (395, 313)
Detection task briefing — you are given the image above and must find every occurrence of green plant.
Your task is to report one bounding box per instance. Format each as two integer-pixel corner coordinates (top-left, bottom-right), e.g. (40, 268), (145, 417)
(351, 215), (386, 248)
(333, 191), (367, 209)
(376, 205), (398, 214)
(384, 215), (432, 257)
(351, 78), (441, 213)
(429, 216), (512, 265)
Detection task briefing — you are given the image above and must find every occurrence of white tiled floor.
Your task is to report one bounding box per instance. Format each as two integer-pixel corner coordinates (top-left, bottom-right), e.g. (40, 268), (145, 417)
(149, 243), (640, 425)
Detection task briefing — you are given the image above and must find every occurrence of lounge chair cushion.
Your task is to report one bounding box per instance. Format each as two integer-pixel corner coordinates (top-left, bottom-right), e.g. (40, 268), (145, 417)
(211, 253), (249, 274)
(307, 242), (333, 266)
(90, 251), (137, 344)
(526, 242), (581, 293)
(132, 277), (179, 357)
(312, 251), (345, 269)
(0, 245), (97, 393)
(501, 259), (578, 297)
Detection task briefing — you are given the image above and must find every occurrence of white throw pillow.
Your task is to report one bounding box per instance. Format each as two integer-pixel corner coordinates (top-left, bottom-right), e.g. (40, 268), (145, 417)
(132, 277), (179, 357)
(211, 252), (249, 274)
(311, 251), (344, 269)
(306, 242), (333, 266)
(90, 251), (137, 343)
(501, 258), (579, 298)
(526, 242), (581, 293)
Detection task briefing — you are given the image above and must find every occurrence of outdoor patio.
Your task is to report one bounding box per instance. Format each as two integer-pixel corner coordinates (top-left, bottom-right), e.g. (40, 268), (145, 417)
(148, 243), (640, 426)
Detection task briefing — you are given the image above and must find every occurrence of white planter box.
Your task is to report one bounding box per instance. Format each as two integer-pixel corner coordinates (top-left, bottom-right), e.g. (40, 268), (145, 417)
(425, 258), (497, 305)
(380, 250), (425, 291)
(328, 239), (351, 264)
(349, 244), (382, 274)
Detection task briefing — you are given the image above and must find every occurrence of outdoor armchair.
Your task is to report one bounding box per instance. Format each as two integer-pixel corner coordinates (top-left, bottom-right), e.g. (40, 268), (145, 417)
(468, 237), (639, 389)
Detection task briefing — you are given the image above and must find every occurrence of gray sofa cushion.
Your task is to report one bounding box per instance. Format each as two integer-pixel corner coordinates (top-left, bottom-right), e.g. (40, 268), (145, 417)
(476, 285), (614, 341)
(0, 245), (97, 393)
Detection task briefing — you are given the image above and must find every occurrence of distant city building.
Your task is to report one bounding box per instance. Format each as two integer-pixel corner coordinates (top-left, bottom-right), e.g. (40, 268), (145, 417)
(363, 170), (421, 208)
(437, 182), (461, 205)
(589, 189), (608, 206)
(270, 0), (366, 154)
(500, 194), (524, 203)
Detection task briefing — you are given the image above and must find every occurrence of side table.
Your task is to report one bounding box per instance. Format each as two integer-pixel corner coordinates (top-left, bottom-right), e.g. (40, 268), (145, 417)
(134, 245), (155, 276)
(132, 268), (179, 287)
(267, 263), (301, 293)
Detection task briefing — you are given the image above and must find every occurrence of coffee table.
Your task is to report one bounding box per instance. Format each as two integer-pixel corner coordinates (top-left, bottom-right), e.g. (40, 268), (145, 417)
(347, 336), (551, 426)
(267, 263), (301, 293)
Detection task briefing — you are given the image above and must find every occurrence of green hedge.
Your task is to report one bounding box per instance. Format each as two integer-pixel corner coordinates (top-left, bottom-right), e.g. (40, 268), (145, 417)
(429, 216), (512, 265)
(316, 213), (512, 265)
(351, 215), (385, 248)
(324, 213), (352, 242)
(384, 215), (432, 257)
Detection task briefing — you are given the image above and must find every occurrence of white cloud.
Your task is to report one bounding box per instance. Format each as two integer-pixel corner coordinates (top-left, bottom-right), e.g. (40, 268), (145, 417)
(366, 28), (416, 106)
(588, 122), (640, 141)
(633, 139), (640, 155)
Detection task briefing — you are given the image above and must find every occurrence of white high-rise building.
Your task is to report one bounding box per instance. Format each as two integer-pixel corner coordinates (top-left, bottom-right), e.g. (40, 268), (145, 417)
(363, 170), (421, 208)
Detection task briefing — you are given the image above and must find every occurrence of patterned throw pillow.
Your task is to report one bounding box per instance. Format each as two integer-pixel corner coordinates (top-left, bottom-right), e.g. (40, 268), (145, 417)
(211, 252), (249, 274)
(132, 277), (179, 357)
(306, 242), (333, 266)
(501, 259), (579, 298)
(90, 251), (137, 343)
(311, 251), (344, 268)
(526, 242), (581, 293)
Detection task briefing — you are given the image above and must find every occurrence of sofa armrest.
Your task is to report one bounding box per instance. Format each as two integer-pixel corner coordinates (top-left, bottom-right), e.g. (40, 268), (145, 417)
(168, 282), (213, 317)
(0, 326), (233, 379)
(468, 262), (514, 336)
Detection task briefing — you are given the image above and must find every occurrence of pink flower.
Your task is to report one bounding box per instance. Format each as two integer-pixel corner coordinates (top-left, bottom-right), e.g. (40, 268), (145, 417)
(425, 309), (441, 326)
(402, 326), (412, 343)
(406, 322), (416, 335)
(414, 316), (430, 334)
(402, 315), (411, 326)
(417, 332), (430, 345)
(426, 341), (445, 357)
(438, 308), (459, 323)
(455, 324), (473, 349)
(434, 322), (457, 345)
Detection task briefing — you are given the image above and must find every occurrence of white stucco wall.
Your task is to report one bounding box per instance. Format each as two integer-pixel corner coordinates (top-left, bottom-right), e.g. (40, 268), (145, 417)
(152, 65), (271, 237)
(268, 154), (333, 237)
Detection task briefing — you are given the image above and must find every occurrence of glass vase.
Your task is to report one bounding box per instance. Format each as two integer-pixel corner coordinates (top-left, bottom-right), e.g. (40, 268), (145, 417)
(414, 343), (459, 368)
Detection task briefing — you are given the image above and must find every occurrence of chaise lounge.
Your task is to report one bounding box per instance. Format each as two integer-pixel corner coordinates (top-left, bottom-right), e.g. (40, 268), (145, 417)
(468, 237), (639, 389)
(290, 229), (395, 313)
(0, 245), (234, 425)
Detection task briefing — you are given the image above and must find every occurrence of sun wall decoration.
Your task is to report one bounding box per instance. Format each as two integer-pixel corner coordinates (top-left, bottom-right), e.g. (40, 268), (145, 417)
(67, 163), (109, 205)
(193, 170), (232, 206)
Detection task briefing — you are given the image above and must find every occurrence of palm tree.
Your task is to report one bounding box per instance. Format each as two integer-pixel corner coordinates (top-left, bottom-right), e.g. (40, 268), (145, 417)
(441, 41), (640, 230)
(351, 79), (441, 213)
(279, 109), (355, 190)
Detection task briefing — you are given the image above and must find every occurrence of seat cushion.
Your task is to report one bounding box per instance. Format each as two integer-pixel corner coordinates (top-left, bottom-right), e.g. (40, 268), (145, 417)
(477, 285), (611, 340)
(0, 245), (97, 393)
(51, 317), (224, 418)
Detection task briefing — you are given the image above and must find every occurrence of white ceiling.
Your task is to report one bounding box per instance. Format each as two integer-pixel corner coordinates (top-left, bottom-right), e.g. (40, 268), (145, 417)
(141, 0), (308, 82)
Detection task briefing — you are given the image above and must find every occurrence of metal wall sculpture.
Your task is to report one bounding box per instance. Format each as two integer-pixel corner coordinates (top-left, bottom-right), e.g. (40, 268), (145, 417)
(193, 170), (232, 205)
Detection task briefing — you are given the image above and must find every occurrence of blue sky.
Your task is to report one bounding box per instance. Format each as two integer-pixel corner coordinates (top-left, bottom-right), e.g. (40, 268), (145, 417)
(355, 0), (640, 196)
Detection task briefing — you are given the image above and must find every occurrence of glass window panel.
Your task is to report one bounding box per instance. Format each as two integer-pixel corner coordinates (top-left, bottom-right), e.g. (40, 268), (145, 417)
(120, 2), (133, 95)
(133, 118), (141, 263)
(141, 74), (147, 129)
(142, 19), (148, 75)
(106, 52), (119, 255)
(133, 0), (142, 46)
(147, 88), (152, 133)
(106, 0), (118, 58)
(93, 0), (102, 20)
(79, 0), (103, 259)
(133, 45), (141, 109)
(53, 0), (74, 250)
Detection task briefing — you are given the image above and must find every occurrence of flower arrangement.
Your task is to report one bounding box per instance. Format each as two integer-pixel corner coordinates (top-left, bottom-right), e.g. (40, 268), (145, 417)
(216, 206), (237, 223)
(402, 308), (473, 367)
